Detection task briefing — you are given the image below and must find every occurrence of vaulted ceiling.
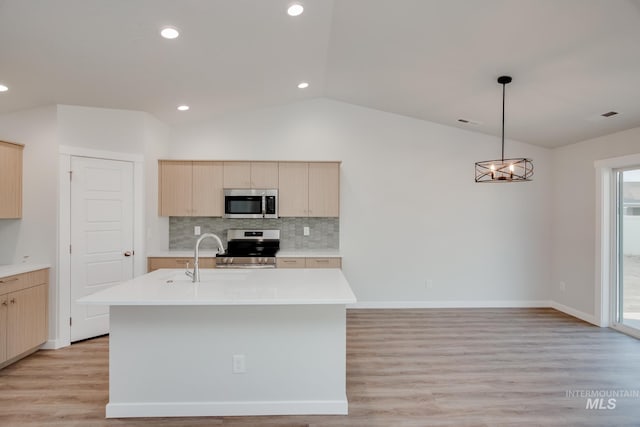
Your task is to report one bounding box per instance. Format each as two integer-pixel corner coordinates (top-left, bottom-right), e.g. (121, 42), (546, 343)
(1, 0), (639, 148)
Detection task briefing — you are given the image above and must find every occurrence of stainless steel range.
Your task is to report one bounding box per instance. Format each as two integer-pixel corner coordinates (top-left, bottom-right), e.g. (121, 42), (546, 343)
(216, 229), (280, 269)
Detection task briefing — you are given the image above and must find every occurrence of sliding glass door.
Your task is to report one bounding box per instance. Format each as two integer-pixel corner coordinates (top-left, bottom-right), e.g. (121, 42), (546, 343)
(614, 167), (640, 335)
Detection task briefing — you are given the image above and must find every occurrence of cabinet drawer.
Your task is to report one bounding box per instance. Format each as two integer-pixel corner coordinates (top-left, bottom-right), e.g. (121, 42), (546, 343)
(147, 257), (216, 272)
(276, 258), (306, 269)
(0, 269), (48, 296)
(305, 258), (342, 268)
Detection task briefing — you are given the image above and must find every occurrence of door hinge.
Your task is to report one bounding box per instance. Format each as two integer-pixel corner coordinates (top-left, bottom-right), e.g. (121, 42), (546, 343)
(70, 317), (72, 327)
(69, 170), (73, 181)
(69, 244), (72, 254)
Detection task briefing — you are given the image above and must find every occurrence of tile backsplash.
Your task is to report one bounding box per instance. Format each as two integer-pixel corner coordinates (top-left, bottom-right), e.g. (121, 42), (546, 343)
(169, 217), (339, 251)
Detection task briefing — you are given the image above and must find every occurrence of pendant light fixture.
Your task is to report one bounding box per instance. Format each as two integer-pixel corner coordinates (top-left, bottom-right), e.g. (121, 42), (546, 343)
(475, 76), (533, 183)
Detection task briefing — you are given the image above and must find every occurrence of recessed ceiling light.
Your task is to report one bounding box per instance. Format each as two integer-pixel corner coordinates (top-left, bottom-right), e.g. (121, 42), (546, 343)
(0, 84), (8, 92)
(297, 82), (309, 89)
(177, 105), (190, 111)
(287, 3), (304, 16)
(160, 26), (180, 40)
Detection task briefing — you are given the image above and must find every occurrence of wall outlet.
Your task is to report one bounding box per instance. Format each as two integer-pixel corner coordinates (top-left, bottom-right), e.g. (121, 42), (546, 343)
(425, 279), (434, 289)
(559, 281), (566, 292)
(194, 226), (201, 236)
(303, 226), (310, 236)
(232, 354), (246, 374)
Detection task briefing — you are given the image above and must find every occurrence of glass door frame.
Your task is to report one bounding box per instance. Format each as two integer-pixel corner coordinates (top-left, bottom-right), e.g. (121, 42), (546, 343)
(611, 165), (640, 339)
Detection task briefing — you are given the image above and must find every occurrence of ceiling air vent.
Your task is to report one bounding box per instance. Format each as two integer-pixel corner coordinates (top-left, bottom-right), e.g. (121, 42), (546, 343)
(601, 111), (618, 117)
(458, 118), (481, 125)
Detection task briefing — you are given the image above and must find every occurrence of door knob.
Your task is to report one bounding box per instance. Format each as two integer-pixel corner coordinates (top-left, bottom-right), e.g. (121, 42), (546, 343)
(124, 251), (133, 257)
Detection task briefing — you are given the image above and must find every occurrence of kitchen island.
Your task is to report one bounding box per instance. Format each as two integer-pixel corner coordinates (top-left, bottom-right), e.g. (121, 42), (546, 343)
(79, 268), (356, 418)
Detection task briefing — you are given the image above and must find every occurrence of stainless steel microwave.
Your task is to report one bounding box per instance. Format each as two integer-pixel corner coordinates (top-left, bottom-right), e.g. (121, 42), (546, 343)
(223, 189), (278, 219)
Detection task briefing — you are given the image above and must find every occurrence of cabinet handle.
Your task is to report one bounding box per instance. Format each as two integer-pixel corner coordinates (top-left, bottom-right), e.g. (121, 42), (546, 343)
(1, 300), (7, 306)
(314, 259), (330, 263)
(283, 260), (297, 263)
(10, 298), (16, 304)
(0, 277), (18, 283)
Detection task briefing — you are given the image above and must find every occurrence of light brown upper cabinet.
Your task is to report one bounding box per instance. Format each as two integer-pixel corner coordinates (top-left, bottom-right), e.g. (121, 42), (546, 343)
(278, 162), (309, 217)
(278, 162), (340, 217)
(308, 162), (340, 217)
(193, 162), (224, 216)
(158, 161), (223, 216)
(0, 141), (24, 219)
(223, 161), (278, 189)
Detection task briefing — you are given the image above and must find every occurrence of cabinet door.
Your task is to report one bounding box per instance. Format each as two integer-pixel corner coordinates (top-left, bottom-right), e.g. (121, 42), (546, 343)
(159, 161), (192, 216)
(305, 257), (342, 268)
(278, 162), (309, 217)
(308, 163), (340, 217)
(0, 296), (7, 363)
(148, 257), (216, 272)
(193, 162), (223, 216)
(0, 141), (23, 219)
(251, 162), (278, 189)
(276, 258), (306, 268)
(223, 162), (251, 188)
(6, 284), (48, 360)
(148, 257), (194, 271)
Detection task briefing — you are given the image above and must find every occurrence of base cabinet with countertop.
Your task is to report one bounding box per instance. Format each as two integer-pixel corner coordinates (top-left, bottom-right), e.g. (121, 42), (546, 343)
(0, 268), (49, 369)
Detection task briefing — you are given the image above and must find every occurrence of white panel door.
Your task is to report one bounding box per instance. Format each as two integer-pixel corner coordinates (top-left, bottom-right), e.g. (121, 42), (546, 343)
(70, 157), (134, 342)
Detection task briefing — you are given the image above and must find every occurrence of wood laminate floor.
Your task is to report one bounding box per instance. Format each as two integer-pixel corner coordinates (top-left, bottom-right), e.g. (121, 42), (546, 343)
(2, 308), (640, 427)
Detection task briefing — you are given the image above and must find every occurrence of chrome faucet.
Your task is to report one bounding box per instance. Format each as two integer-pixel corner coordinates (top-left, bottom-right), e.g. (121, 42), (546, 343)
(186, 233), (225, 282)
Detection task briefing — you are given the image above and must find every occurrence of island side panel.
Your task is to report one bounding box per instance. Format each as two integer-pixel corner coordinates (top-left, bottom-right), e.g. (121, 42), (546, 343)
(107, 304), (348, 418)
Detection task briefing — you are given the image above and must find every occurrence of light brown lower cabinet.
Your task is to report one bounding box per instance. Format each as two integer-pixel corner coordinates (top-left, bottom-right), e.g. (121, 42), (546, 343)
(0, 268), (49, 369)
(277, 257), (342, 269)
(147, 257), (216, 272)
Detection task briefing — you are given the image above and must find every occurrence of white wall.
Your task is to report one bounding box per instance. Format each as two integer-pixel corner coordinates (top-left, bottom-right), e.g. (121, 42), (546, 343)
(142, 114), (170, 253)
(552, 126), (640, 317)
(0, 105), (59, 338)
(58, 105), (147, 153)
(170, 98), (553, 304)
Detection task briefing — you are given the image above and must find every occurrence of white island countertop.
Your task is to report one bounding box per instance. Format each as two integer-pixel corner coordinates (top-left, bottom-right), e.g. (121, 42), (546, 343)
(79, 268), (356, 306)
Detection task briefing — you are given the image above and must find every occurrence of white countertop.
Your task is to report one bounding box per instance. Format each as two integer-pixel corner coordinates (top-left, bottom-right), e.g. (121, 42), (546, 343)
(0, 263), (51, 278)
(79, 268), (356, 306)
(147, 249), (342, 258)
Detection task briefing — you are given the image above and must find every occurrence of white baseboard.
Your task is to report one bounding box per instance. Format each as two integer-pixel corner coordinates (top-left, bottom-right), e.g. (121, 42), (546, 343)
(40, 339), (69, 350)
(106, 400), (348, 418)
(348, 300), (552, 309)
(549, 301), (599, 326)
